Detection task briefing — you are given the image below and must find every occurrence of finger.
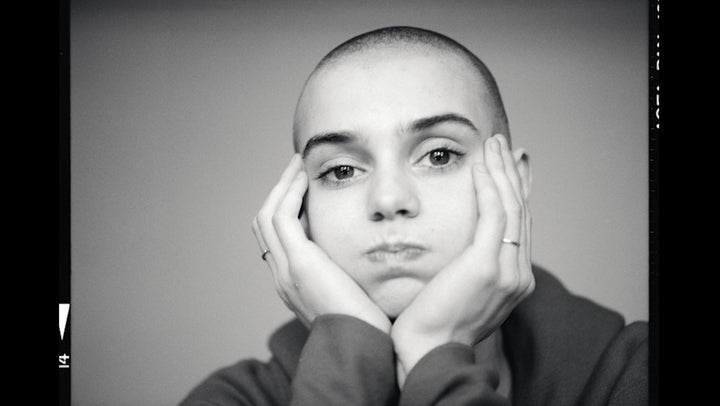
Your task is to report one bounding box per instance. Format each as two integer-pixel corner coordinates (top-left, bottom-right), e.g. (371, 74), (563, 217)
(526, 205), (532, 266)
(253, 215), (293, 304)
(485, 136), (522, 241)
(497, 135), (530, 285)
(273, 170), (311, 263)
(256, 154), (303, 275)
(261, 154), (304, 212)
(257, 213), (289, 281)
(504, 144), (533, 295)
(485, 135), (522, 286)
(251, 216), (277, 270)
(521, 205), (534, 293)
(496, 136), (530, 288)
(495, 134), (523, 204)
(514, 191), (532, 296)
(515, 152), (533, 270)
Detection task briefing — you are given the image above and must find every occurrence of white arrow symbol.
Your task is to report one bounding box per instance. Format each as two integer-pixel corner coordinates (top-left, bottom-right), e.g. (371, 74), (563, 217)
(59, 304), (70, 340)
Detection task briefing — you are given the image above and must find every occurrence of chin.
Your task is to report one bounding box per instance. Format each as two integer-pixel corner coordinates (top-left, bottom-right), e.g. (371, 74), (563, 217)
(369, 277), (426, 320)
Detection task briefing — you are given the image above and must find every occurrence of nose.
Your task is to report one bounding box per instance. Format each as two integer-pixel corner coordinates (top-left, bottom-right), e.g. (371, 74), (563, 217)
(367, 165), (420, 221)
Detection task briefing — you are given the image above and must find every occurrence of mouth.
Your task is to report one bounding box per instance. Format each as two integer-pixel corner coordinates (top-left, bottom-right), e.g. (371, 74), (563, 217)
(364, 242), (427, 263)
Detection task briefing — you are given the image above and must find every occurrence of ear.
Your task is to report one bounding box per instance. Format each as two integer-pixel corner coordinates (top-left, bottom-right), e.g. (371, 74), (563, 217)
(512, 147), (532, 201)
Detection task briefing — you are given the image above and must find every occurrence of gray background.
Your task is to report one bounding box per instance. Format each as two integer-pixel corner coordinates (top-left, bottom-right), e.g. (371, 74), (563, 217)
(71, 0), (648, 404)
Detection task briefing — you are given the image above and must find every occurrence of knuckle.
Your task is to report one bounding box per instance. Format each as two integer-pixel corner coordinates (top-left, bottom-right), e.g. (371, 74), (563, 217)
(276, 276), (294, 294)
(272, 277), (289, 300)
(495, 272), (516, 294)
(525, 274), (536, 295)
(271, 211), (285, 229)
(257, 209), (272, 227)
(505, 277), (521, 294)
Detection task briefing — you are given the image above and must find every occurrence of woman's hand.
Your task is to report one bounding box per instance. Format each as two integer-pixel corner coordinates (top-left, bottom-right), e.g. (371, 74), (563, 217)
(252, 154), (391, 334)
(391, 134), (534, 386)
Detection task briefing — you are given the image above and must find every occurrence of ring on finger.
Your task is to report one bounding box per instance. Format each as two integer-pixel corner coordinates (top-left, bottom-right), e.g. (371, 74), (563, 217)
(261, 249), (271, 261)
(501, 238), (521, 247)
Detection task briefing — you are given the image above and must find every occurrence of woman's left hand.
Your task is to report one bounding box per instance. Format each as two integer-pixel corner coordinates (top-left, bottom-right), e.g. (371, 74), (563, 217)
(391, 134), (534, 387)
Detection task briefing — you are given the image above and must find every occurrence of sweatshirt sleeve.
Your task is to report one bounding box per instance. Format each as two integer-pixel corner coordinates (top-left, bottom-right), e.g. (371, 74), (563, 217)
(290, 313), (399, 405)
(399, 342), (510, 406)
(577, 321), (649, 406)
(180, 314), (398, 406)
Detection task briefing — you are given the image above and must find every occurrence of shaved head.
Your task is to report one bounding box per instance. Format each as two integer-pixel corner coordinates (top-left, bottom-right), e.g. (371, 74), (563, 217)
(293, 26), (510, 151)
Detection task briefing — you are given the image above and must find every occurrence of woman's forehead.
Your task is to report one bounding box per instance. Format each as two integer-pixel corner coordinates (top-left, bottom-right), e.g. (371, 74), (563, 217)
(294, 50), (494, 144)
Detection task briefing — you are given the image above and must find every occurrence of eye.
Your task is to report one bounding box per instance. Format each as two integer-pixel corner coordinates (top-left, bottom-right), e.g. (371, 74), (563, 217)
(419, 147), (464, 168)
(316, 164), (364, 186)
(332, 165), (354, 179)
(429, 149), (451, 165)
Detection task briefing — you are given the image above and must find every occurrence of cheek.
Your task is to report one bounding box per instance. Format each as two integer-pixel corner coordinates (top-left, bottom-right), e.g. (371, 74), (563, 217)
(419, 170), (478, 252)
(305, 185), (365, 252)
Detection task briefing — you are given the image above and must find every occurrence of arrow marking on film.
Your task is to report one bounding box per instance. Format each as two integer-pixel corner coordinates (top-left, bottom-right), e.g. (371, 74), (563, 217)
(59, 303), (70, 340)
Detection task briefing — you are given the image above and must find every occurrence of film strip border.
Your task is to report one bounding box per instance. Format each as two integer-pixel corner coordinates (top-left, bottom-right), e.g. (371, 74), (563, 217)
(58, 0), (71, 404)
(649, 1), (659, 405)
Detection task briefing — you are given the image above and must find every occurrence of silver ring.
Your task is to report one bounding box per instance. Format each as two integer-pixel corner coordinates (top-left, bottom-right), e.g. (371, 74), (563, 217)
(261, 249), (271, 261)
(502, 238), (520, 247)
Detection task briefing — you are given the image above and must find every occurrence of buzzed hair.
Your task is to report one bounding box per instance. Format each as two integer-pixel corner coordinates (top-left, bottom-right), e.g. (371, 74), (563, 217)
(293, 26), (510, 151)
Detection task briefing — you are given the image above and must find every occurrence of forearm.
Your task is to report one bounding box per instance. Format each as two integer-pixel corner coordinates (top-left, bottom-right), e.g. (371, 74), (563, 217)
(399, 342), (510, 406)
(290, 314), (399, 406)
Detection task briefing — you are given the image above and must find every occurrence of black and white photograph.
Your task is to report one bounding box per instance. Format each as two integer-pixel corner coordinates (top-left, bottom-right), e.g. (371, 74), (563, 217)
(66, 0), (653, 404)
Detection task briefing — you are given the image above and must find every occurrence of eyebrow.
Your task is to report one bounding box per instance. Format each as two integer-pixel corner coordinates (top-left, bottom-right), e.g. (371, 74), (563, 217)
(301, 113), (479, 158)
(409, 113), (479, 133)
(302, 131), (356, 158)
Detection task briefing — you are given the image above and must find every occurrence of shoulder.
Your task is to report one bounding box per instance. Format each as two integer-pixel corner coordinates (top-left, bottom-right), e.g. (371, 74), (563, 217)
(578, 321), (648, 405)
(503, 264), (648, 405)
(179, 319), (306, 406)
(179, 357), (291, 406)
(516, 265), (628, 336)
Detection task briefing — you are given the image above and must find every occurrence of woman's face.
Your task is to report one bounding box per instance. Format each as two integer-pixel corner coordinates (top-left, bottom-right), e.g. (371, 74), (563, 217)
(295, 50), (498, 318)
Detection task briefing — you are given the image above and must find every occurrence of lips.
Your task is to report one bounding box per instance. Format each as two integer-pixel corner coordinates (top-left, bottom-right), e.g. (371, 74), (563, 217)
(364, 242), (427, 263)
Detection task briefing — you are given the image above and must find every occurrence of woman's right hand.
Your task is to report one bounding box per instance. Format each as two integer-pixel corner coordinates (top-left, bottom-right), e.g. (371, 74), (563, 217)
(252, 154), (391, 334)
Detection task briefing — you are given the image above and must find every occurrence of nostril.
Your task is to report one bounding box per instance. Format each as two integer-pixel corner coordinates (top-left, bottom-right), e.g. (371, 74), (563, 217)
(371, 209), (412, 221)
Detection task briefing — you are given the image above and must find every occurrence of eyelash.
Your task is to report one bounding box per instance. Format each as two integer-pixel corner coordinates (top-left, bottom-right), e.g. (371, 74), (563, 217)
(315, 164), (366, 187)
(315, 144), (466, 187)
(417, 144), (466, 172)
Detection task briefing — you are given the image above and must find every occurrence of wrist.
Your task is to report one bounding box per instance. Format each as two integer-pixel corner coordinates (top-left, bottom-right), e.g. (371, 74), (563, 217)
(354, 309), (392, 335)
(392, 328), (448, 375)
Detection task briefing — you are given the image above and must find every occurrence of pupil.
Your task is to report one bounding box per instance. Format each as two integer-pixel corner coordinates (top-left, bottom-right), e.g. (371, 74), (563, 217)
(334, 166), (354, 179)
(430, 150), (450, 165)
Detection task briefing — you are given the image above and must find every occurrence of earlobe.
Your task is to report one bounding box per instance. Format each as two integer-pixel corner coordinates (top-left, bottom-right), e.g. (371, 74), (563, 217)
(512, 148), (532, 200)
